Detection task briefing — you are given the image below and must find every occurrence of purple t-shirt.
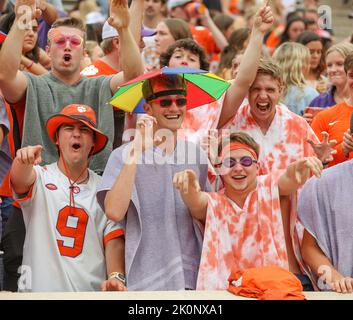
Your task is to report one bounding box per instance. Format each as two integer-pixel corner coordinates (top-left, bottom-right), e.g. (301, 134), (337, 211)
(0, 97), (12, 185)
(309, 86), (336, 109)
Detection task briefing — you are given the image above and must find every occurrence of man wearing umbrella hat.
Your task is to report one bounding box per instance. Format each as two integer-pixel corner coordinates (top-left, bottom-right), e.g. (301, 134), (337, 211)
(97, 73), (210, 291)
(9, 104), (126, 292)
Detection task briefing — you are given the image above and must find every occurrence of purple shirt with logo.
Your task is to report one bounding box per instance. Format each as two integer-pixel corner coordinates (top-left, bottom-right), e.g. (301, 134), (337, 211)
(309, 86), (336, 109)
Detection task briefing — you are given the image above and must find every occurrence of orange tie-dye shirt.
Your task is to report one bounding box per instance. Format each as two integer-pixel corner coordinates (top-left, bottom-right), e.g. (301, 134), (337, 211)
(180, 95), (225, 145)
(222, 103), (318, 174)
(197, 175), (289, 290)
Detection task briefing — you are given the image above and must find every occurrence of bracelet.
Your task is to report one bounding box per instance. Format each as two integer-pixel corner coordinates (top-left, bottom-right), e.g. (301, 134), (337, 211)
(108, 272), (126, 285)
(27, 61), (34, 69)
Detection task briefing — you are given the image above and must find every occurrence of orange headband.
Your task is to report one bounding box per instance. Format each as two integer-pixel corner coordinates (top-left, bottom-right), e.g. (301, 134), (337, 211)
(220, 142), (258, 160)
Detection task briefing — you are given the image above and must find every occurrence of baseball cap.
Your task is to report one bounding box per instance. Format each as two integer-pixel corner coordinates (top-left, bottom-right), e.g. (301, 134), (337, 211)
(46, 104), (108, 155)
(102, 21), (157, 40)
(167, 0), (193, 10)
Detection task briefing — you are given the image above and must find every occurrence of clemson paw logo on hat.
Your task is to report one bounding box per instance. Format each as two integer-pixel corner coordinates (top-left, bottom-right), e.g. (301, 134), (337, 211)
(77, 106), (87, 113)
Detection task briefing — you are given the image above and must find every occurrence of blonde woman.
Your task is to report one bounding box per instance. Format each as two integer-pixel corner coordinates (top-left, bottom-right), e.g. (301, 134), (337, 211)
(273, 42), (319, 115)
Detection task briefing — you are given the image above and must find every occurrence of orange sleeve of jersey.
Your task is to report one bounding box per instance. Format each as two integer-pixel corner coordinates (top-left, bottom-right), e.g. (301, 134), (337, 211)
(103, 229), (125, 247)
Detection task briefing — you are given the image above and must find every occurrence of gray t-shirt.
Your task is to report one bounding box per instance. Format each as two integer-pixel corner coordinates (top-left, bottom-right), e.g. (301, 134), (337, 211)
(23, 72), (113, 173)
(97, 140), (210, 291)
(298, 160), (353, 286)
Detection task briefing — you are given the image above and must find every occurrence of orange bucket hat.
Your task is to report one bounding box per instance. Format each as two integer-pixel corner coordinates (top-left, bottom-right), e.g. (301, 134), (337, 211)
(228, 266), (306, 300)
(46, 104), (108, 155)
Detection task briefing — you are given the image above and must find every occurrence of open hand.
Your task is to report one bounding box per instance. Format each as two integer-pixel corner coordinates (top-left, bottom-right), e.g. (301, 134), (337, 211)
(308, 131), (337, 164)
(108, 0), (130, 31)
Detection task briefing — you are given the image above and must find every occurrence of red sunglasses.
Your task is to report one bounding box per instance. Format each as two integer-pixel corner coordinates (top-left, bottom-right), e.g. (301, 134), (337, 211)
(149, 97), (187, 108)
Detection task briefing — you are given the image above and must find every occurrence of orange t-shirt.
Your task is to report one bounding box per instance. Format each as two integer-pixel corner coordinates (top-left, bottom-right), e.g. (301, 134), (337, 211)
(81, 59), (117, 77)
(190, 25), (219, 62)
(311, 102), (353, 167)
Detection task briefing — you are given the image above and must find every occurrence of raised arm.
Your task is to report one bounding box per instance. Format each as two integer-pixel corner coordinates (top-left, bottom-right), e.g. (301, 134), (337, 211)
(37, 0), (59, 25)
(301, 230), (353, 293)
(108, 0), (144, 93)
(199, 7), (228, 52)
(104, 115), (156, 221)
(278, 157), (323, 196)
(217, 1), (274, 128)
(173, 169), (208, 223)
(0, 0), (40, 102)
(10, 145), (42, 195)
(128, 0), (143, 48)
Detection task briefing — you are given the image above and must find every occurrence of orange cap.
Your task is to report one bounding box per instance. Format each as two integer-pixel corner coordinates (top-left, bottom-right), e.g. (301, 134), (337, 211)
(46, 104), (108, 155)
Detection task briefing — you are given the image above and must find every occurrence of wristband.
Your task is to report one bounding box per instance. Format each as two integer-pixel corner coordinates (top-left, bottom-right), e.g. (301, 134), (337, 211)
(27, 61), (34, 69)
(108, 272), (126, 285)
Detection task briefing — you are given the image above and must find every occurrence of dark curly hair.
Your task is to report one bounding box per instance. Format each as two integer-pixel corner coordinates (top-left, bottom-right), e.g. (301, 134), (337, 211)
(159, 38), (209, 70)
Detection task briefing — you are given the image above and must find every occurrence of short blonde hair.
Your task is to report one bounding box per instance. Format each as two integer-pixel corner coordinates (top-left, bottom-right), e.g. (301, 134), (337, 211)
(256, 58), (283, 84)
(272, 42), (310, 96)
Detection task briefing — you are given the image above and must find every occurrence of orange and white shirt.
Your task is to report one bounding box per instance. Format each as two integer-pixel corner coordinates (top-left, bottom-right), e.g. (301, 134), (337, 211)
(180, 98), (223, 145)
(197, 175), (288, 290)
(81, 59), (117, 77)
(222, 103), (318, 175)
(14, 163), (123, 292)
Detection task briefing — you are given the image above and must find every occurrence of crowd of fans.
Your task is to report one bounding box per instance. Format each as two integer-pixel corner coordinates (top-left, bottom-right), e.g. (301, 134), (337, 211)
(1, 0), (353, 295)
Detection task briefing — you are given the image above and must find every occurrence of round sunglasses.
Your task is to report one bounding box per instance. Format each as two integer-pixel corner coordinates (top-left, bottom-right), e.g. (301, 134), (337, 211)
(219, 156), (257, 168)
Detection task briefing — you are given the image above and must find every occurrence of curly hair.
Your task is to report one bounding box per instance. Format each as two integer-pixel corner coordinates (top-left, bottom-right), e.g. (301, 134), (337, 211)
(159, 38), (209, 70)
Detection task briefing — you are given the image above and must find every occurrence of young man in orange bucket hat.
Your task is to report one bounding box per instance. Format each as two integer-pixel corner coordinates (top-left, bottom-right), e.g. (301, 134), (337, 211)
(9, 104), (126, 292)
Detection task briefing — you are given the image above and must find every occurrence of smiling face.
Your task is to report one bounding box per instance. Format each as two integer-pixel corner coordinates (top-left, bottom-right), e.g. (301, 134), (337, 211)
(144, 94), (186, 132)
(168, 47), (201, 69)
(326, 50), (347, 87)
(248, 73), (282, 126)
(47, 26), (85, 77)
(221, 148), (259, 194)
(23, 19), (38, 54)
(57, 122), (94, 167)
(155, 21), (176, 55)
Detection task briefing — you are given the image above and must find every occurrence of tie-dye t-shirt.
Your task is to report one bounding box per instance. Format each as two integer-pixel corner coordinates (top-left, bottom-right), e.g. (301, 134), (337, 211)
(197, 174), (289, 290)
(180, 96), (224, 145)
(222, 103), (318, 174)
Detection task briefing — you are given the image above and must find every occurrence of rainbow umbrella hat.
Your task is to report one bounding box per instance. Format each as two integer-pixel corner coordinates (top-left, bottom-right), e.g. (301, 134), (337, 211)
(109, 67), (230, 113)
